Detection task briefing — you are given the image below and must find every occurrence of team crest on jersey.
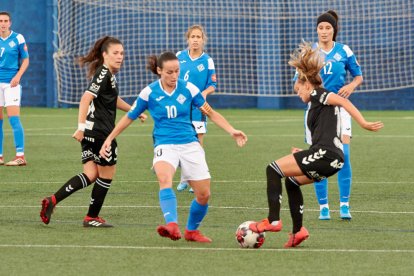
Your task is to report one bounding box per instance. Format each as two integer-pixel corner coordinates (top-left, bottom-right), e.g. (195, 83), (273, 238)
(176, 94), (187, 104)
(197, 64), (205, 72)
(9, 41), (16, 48)
(333, 53), (342, 61)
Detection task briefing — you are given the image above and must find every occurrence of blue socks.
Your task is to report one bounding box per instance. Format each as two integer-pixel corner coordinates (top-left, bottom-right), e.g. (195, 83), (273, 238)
(314, 144), (352, 206)
(159, 188), (178, 224)
(9, 116), (24, 154)
(314, 178), (328, 205)
(0, 119), (3, 156)
(186, 199), (208, 231)
(338, 144), (352, 204)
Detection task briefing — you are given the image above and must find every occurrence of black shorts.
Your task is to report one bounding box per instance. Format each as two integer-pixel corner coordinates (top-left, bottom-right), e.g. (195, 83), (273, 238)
(81, 136), (117, 166)
(293, 147), (344, 182)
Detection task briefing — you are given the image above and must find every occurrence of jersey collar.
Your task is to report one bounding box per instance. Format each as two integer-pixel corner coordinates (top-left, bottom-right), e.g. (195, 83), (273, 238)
(187, 49), (205, 61)
(317, 42), (336, 55)
(158, 80), (177, 96)
(0, 30), (13, 41)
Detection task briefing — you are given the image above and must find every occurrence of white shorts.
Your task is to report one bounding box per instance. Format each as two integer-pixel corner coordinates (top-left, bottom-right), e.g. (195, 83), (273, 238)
(192, 121), (207, 134)
(340, 107), (352, 137)
(0, 83), (22, 107)
(153, 142), (211, 181)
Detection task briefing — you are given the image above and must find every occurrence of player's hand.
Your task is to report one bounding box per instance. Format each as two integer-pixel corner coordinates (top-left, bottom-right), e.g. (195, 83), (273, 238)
(138, 113), (147, 123)
(99, 139), (113, 158)
(72, 130), (84, 142)
(337, 83), (356, 98)
(362, 121), (384, 132)
(231, 130), (248, 147)
(291, 147), (303, 153)
(10, 76), (21, 88)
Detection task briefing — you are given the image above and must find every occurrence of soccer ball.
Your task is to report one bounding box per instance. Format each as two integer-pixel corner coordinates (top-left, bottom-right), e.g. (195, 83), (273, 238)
(235, 221), (265, 248)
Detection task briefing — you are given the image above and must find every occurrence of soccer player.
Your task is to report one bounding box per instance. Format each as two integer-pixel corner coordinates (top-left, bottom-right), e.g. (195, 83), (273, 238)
(40, 36), (146, 227)
(312, 10), (363, 220)
(249, 42), (383, 247)
(176, 25), (217, 193)
(99, 52), (247, 242)
(0, 11), (29, 166)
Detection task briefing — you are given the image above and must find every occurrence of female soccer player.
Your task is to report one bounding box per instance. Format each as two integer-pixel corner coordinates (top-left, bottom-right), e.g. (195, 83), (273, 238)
(40, 36), (146, 227)
(313, 10), (363, 220)
(176, 25), (217, 192)
(249, 42), (383, 248)
(100, 52), (247, 242)
(0, 11), (29, 166)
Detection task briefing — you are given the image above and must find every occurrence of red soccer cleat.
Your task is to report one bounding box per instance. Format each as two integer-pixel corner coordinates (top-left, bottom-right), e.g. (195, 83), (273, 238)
(284, 226), (310, 248)
(83, 216), (113, 227)
(184, 229), (212, 243)
(249, 218), (282, 233)
(40, 195), (56, 224)
(5, 156), (27, 166)
(0, 157), (4, 165)
(157, 222), (182, 241)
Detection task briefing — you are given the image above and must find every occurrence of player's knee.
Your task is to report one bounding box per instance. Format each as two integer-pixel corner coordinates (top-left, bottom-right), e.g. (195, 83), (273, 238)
(285, 177), (300, 191)
(84, 171), (98, 183)
(266, 163), (283, 179)
(196, 191), (210, 204)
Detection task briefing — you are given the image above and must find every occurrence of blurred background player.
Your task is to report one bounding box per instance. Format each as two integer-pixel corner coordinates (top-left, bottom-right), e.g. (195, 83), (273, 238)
(40, 36), (145, 227)
(100, 52), (246, 242)
(312, 10), (363, 220)
(250, 42), (382, 247)
(176, 25), (217, 193)
(0, 11), (29, 166)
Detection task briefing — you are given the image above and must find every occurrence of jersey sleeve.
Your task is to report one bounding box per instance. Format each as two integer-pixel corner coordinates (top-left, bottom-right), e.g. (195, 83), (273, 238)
(85, 66), (109, 97)
(16, 34), (29, 59)
(311, 89), (331, 105)
(343, 45), (362, 77)
(206, 58), (217, 89)
(186, 81), (205, 108)
(127, 86), (150, 120)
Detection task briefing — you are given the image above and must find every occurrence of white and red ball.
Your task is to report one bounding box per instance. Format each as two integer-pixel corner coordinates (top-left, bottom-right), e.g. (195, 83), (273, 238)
(235, 221), (265, 248)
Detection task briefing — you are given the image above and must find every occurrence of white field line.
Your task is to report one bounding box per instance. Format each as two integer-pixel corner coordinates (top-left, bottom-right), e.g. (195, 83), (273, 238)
(0, 204), (412, 214)
(0, 244), (413, 253)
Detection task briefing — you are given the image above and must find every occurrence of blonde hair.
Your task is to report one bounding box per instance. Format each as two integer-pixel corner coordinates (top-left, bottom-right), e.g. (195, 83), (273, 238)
(289, 41), (324, 87)
(185, 25), (208, 44)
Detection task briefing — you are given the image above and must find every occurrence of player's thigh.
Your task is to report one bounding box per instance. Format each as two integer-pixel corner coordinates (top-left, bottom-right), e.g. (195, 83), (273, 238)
(179, 142), (210, 181)
(0, 83), (5, 108)
(153, 145), (179, 187)
(97, 164), (116, 179)
(4, 84), (22, 109)
(275, 154), (303, 177)
(153, 161), (176, 188)
(340, 107), (352, 140)
(82, 160), (98, 182)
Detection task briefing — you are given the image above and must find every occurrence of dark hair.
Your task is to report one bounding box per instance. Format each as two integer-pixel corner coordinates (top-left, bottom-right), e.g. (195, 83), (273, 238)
(146, 51), (178, 76)
(317, 10), (339, 41)
(0, 11), (11, 20)
(78, 36), (123, 78)
(289, 41), (324, 87)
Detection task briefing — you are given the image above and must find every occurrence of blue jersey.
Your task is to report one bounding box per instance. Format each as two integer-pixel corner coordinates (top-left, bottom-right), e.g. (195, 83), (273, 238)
(176, 50), (216, 122)
(0, 31), (29, 83)
(316, 42), (362, 93)
(128, 79), (206, 147)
